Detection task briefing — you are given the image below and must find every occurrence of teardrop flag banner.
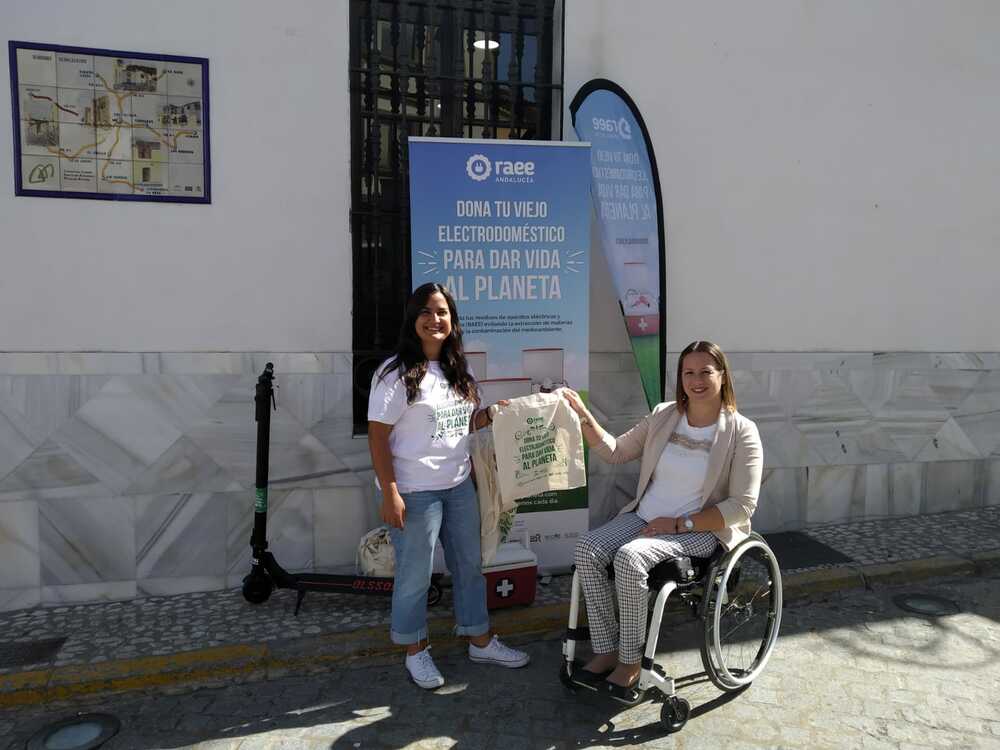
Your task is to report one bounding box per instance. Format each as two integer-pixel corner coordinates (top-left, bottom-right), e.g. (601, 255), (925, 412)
(570, 80), (666, 408)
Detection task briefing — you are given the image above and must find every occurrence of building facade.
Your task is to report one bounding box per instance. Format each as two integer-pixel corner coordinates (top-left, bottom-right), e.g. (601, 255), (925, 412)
(0, 0), (997, 610)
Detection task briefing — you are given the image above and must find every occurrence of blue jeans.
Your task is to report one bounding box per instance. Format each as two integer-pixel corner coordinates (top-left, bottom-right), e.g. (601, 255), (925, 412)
(385, 477), (489, 645)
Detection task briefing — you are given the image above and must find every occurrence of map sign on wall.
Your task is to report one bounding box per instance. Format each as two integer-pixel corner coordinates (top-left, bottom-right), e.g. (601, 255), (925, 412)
(9, 41), (210, 203)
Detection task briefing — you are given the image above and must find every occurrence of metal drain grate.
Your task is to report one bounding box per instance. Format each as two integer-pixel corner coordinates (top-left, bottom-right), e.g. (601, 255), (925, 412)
(0, 637), (67, 669)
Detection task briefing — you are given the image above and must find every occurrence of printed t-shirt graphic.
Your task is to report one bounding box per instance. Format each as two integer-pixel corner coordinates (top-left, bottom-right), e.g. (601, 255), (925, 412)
(367, 361), (475, 493)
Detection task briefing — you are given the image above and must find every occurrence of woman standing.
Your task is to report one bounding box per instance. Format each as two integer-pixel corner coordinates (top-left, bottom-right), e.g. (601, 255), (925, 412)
(367, 282), (529, 689)
(559, 340), (762, 702)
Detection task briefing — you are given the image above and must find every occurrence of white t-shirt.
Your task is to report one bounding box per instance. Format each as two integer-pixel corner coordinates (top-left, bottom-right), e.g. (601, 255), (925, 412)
(636, 414), (718, 522)
(367, 360), (476, 493)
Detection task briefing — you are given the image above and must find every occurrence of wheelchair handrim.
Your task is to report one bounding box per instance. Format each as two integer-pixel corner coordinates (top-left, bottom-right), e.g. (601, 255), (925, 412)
(709, 539), (782, 688)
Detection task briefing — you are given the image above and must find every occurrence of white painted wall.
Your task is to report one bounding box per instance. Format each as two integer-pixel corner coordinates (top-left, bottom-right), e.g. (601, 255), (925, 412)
(567, 0), (1000, 353)
(4, 2), (998, 355)
(0, 0), (351, 351)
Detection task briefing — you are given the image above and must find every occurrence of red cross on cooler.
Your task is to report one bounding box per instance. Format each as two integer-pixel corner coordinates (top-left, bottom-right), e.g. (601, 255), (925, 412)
(483, 541), (537, 609)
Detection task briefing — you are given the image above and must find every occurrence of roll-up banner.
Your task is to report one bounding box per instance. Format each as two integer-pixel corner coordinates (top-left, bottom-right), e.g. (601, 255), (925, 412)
(408, 137), (592, 570)
(570, 81), (666, 409)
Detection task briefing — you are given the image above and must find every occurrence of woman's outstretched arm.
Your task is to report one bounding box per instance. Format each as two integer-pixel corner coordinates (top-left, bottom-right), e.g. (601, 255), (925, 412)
(557, 387), (650, 465)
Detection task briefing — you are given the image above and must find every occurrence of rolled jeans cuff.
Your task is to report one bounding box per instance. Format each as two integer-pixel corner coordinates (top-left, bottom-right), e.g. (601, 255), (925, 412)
(390, 626), (430, 646)
(454, 621), (490, 638)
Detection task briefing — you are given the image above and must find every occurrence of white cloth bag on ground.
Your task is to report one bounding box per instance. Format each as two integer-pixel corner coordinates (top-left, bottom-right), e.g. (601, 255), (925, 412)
(357, 526), (395, 576)
(491, 392), (587, 505)
(468, 417), (518, 566)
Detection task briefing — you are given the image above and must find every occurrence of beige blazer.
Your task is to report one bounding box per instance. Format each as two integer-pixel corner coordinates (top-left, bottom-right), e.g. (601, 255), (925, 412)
(591, 401), (763, 550)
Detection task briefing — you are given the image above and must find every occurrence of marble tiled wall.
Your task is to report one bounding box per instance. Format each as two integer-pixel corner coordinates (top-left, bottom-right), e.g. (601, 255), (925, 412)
(588, 351), (1000, 531)
(0, 350), (998, 611)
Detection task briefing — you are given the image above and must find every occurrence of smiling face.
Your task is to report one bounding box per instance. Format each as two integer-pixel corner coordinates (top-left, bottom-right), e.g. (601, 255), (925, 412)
(415, 291), (453, 358)
(680, 351), (724, 407)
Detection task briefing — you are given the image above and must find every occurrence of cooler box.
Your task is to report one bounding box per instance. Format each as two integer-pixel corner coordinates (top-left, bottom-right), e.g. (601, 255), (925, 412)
(483, 541), (537, 609)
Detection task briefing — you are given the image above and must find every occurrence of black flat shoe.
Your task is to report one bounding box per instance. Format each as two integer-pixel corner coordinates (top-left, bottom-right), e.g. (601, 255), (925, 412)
(569, 667), (613, 691)
(605, 678), (644, 706)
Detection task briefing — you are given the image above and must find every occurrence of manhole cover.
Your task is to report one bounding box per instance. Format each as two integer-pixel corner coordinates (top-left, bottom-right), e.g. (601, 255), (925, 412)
(27, 713), (120, 750)
(0, 637), (66, 669)
(893, 593), (960, 617)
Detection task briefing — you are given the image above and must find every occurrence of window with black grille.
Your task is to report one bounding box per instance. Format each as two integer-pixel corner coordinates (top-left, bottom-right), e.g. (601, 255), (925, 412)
(350, 0), (564, 433)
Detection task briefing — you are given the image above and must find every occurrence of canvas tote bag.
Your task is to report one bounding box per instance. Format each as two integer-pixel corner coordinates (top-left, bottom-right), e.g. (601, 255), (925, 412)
(468, 416), (519, 566)
(491, 392), (587, 505)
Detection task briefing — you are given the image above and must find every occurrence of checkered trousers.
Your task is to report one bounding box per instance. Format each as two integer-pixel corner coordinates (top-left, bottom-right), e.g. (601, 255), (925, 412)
(573, 512), (718, 664)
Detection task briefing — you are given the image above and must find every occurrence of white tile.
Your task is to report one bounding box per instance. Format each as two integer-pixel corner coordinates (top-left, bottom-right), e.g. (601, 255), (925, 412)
(267, 434), (351, 490)
(925, 461), (980, 513)
(754, 468), (806, 532)
(589, 370), (651, 422)
(137, 576), (226, 597)
(871, 353), (935, 369)
(71, 377), (184, 468)
(263, 353), (337, 374)
(0, 501), (39, 588)
(0, 375), (110, 445)
(751, 353), (872, 371)
(39, 496), (135, 585)
(0, 354), (63, 375)
(757, 421), (823, 468)
(987, 461), (1000, 507)
(41, 580), (136, 605)
(865, 465), (889, 517)
(760, 370), (820, 417)
(314, 487), (378, 568)
(277, 373), (352, 430)
(126, 436), (244, 495)
(0, 402), (40, 484)
(186, 382), (309, 486)
(156, 353), (249, 374)
(0, 438), (107, 501)
(56, 353), (145, 374)
(913, 418), (982, 462)
(889, 463), (924, 516)
(135, 493), (228, 579)
(227, 488), (314, 579)
(0, 587), (41, 612)
(930, 353), (992, 370)
(806, 465), (865, 524)
(729, 371), (784, 424)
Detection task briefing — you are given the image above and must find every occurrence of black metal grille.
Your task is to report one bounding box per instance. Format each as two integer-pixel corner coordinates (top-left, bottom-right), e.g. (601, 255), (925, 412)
(350, 0), (563, 433)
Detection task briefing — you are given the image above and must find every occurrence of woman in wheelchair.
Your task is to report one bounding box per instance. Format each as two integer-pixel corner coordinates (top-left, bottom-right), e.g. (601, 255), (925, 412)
(558, 340), (764, 704)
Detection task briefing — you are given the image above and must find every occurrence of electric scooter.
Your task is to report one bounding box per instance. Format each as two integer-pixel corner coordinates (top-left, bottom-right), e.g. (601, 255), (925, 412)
(241, 363), (443, 614)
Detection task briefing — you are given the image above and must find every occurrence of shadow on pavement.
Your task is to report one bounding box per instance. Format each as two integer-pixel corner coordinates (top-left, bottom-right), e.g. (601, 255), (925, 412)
(7, 572), (999, 749)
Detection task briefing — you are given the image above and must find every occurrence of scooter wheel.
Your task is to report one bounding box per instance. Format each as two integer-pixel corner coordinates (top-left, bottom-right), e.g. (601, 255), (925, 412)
(242, 572), (273, 604)
(427, 582), (443, 606)
(660, 696), (690, 733)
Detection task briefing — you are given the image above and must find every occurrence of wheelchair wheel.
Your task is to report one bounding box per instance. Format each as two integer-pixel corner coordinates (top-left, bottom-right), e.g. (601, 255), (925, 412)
(660, 696), (690, 733)
(700, 533), (782, 691)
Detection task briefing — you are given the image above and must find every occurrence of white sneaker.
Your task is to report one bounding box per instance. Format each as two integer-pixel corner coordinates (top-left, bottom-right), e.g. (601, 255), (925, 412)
(468, 635), (530, 668)
(405, 646), (444, 689)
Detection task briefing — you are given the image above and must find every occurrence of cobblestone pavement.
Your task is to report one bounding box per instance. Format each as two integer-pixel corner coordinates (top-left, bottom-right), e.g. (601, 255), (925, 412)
(3, 506), (998, 680)
(4, 572), (999, 750)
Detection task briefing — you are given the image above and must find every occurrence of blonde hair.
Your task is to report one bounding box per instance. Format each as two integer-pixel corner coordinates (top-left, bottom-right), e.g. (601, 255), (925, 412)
(674, 341), (737, 413)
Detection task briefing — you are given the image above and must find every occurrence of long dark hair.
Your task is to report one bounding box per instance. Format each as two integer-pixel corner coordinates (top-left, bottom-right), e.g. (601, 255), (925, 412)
(674, 340), (737, 413)
(378, 283), (479, 405)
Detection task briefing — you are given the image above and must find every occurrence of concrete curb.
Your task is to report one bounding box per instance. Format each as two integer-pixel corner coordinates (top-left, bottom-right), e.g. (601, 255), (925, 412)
(2, 555), (995, 708)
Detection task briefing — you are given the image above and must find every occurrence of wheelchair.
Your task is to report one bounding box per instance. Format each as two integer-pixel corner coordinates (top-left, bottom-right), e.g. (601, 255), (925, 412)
(558, 532), (782, 733)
